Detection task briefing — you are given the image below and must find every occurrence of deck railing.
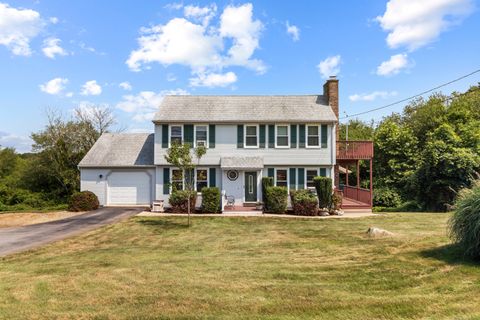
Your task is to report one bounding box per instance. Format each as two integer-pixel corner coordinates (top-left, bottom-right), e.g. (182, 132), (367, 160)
(336, 141), (374, 160)
(343, 186), (371, 205)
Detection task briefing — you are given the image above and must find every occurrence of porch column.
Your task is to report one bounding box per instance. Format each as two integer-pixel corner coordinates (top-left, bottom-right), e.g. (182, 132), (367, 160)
(345, 164), (349, 187)
(369, 159), (373, 207)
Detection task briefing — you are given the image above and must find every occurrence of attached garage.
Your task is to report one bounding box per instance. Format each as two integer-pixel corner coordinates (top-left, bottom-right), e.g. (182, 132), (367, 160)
(79, 133), (156, 207)
(107, 171), (152, 205)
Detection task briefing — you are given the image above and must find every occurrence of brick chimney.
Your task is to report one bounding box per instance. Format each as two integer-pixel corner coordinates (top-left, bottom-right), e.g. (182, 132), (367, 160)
(323, 76), (339, 140)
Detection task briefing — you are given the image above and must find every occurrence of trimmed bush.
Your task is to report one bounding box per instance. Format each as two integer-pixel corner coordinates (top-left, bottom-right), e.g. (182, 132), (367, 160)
(265, 186), (288, 214)
(314, 177), (332, 209)
(373, 187), (401, 207)
(290, 189), (318, 216)
(201, 187), (221, 213)
(261, 177), (273, 209)
(331, 191), (343, 211)
(68, 191), (99, 212)
(169, 190), (196, 213)
(448, 182), (480, 259)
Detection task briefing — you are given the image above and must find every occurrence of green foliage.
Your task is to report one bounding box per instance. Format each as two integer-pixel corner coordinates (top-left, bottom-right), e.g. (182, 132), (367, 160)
(68, 191), (99, 212)
(313, 177), (332, 209)
(373, 187), (402, 208)
(261, 177), (273, 208)
(290, 190), (318, 216)
(331, 192), (343, 211)
(0, 147), (17, 178)
(448, 182), (480, 259)
(265, 186), (288, 214)
(373, 201), (422, 212)
(339, 119), (374, 140)
(201, 187), (221, 213)
(168, 190), (196, 213)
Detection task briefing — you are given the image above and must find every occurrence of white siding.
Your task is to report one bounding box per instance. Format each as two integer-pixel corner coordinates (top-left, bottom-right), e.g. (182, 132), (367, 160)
(155, 124), (336, 166)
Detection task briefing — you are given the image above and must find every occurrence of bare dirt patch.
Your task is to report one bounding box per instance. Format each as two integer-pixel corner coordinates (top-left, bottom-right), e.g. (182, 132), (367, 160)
(0, 211), (85, 228)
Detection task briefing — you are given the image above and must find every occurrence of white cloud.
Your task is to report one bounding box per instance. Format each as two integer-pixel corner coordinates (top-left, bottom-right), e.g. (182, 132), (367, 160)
(286, 21), (300, 41)
(317, 55), (341, 79)
(164, 2), (183, 10)
(42, 38), (68, 59)
(0, 131), (32, 153)
(376, 53), (411, 76)
(349, 91), (398, 102)
(184, 4), (217, 26)
(376, 0), (474, 51)
(49, 17), (59, 24)
(116, 89), (189, 122)
(126, 3), (265, 86)
(190, 71), (237, 87)
(39, 77), (68, 95)
(167, 73), (177, 82)
(119, 81), (132, 91)
(81, 80), (102, 96)
(0, 2), (44, 56)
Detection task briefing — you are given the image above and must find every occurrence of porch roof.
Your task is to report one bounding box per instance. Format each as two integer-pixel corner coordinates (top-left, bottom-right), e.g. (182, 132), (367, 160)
(220, 156), (263, 170)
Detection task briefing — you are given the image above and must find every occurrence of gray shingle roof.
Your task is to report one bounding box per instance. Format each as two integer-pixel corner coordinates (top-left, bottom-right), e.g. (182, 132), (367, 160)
(153, 95), (337, 123)
(79, 133), (154, 167)
(221, 156), (264, 169)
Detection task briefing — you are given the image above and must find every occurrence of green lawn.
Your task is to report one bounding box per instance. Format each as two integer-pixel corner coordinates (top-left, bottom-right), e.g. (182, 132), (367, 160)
(1, 213), (479, 319)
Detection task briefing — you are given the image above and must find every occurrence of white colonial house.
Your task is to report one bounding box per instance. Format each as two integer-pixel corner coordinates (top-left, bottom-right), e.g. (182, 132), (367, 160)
(79, 77), (374, 210)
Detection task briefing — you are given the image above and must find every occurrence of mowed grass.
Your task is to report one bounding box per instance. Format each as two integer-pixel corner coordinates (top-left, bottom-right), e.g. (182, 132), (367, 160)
(1, 213), (479, 319)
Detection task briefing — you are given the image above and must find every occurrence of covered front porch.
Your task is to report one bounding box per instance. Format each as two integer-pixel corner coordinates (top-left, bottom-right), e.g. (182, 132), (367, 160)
(336, 141), (374, 209)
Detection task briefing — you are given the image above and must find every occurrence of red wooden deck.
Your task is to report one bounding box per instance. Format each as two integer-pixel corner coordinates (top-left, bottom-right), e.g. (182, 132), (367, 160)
(337, 141), (374, 160)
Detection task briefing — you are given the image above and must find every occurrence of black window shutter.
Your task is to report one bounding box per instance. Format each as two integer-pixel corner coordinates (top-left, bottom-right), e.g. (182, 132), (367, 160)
(290, 124), (297, 148)
(268, 125), (275, 148)
(259, 125), (266, 148)
(184, 124), (194, 147)
(209, 168), (216, 187)
(299, 125), (306, 148)
(209, 125), (216, 148)
(321, 124), (328, 148)
(237, 125), (244, 148)
(267, 168), (274, 178)
(162, 125), (169, 148)
(297, 168), (305, 189)
(289, 168), (296, 190)
(320, 168), (327, 177)
(163, 168), (170, 194)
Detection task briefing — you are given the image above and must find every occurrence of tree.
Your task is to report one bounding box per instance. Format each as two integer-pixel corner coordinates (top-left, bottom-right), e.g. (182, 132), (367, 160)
(0, 147), (17, 179)
(339, 119), (374, 141)
(164, 142), (206, 226)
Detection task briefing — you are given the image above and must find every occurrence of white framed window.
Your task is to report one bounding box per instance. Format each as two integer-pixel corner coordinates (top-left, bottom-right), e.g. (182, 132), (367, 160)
(196, 168), (208, 191)
(171, 169), (184, 191)
(275, 169), (288, 188)
(245, 125), (259, 148)
(306, 169), (319, 189)
(275, 125), (290, 148)
(169, 125), (183, 146)
(194, 125), (208, 147)
(306, 125), (320, 148)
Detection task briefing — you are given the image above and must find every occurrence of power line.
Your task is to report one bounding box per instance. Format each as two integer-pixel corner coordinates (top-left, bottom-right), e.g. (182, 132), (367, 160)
(341, 68), (480, 120)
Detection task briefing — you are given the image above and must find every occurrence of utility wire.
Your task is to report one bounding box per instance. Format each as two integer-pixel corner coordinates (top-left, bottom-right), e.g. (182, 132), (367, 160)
(340, 68), (480, 120)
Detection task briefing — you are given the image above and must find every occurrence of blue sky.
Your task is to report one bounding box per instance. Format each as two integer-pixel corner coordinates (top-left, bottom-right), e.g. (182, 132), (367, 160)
(0, 0), (479, 152)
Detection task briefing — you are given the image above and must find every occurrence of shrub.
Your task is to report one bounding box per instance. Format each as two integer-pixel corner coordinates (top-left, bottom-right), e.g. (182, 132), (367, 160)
(332, 191), (343, 211)
(265, 186), (288, 214)
(314, 177), (332, 209)
(261, 177), (273, 209)
(68, 191), (99, 212)
(290, 189), (318, 216)
(201, 187), (221, 213)
(373, 187), (401, 207)
(448, 182), (480, 259)
(169, 190), (196, 213)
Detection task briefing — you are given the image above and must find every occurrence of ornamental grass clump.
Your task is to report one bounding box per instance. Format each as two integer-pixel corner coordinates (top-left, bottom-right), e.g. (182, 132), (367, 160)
(448, 182), (480, 259)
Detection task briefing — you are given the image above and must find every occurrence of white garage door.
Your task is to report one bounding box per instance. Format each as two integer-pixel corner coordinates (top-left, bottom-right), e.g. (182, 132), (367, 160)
(107, 171), (151, 205)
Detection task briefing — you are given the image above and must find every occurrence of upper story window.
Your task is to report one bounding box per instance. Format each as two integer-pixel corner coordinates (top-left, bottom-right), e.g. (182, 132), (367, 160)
(196, 169), (208, 191)
(171, 169), (184, 191)
(307, 125), (320, 147)
(276, 125), (289, 148)
(245, 125), (258, 148)
(170, 125), (183, 145)
(195, 125), (208, 147)
(276, 169), (288, 188)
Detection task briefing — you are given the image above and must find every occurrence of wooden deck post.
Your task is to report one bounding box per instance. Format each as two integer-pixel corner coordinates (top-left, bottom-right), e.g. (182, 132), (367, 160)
(369, 159), (373, 207)
(356, 160), (360, 188)
(346, 164), (349, 187)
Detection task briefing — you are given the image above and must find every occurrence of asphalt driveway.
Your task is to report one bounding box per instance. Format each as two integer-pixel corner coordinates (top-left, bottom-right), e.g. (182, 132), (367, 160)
(0, 207), (142, 257)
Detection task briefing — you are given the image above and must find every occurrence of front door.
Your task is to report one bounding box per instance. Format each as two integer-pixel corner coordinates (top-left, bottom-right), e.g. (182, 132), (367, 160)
(244, 172), (257, 202)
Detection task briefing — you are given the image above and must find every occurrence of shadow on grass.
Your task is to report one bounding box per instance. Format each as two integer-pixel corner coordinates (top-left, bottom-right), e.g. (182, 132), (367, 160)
(420, 243), (479, 266)
(136, 218), (190, 230)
